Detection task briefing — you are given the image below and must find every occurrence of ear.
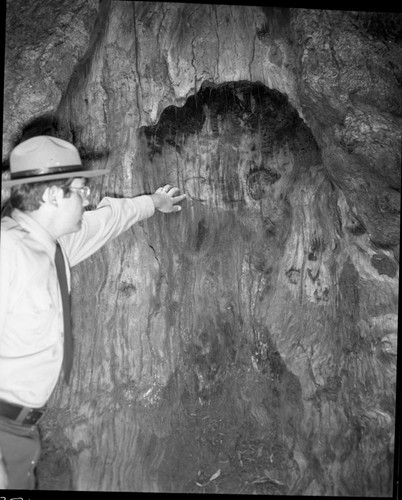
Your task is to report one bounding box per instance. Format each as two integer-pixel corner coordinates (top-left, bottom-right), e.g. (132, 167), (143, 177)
(43, 185), (62, 207)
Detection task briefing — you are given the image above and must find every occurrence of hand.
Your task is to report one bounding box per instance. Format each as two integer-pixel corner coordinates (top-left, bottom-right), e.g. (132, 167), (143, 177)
(0, 457), (8, 489)
(151, 184), (187, 213)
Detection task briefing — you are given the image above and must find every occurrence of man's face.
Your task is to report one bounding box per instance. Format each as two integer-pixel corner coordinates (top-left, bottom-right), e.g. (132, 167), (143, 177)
(57, 177), (88, 235)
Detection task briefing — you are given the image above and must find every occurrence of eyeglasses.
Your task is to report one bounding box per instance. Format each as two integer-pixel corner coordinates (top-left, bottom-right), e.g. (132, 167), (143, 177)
(69, 186), (91, 201)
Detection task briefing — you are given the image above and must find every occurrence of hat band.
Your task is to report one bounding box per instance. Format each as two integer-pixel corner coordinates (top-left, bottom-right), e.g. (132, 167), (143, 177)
(11, 164), (83, 180)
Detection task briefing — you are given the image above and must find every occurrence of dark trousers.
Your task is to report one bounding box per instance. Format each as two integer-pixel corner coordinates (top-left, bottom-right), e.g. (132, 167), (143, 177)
(0, 415), (41, 489)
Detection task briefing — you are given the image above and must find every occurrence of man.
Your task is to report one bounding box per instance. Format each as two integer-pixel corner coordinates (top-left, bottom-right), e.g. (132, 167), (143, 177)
(0, 135), (186, 489)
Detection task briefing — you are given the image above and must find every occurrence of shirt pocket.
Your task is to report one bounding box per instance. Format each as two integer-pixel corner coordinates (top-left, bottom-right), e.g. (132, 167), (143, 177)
(12, 285), (58, 347)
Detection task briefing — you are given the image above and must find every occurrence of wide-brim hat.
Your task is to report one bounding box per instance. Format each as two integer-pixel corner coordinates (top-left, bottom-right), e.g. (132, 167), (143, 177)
(2, 135), (109, 187)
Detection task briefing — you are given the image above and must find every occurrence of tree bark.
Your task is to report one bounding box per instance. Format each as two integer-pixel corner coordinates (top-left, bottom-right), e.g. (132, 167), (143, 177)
(2, 1), (400, 495)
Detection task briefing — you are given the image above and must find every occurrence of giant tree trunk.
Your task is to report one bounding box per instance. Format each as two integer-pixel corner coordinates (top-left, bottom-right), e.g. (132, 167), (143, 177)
(2, 1), (400, 495)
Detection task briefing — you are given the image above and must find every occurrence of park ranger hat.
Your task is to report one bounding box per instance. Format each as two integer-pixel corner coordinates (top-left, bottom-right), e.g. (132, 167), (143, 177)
(3, 135), (109, 187)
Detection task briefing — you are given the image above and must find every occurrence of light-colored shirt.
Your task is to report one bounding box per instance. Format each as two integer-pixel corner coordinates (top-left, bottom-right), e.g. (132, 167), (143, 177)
(0, 196), (155, 408)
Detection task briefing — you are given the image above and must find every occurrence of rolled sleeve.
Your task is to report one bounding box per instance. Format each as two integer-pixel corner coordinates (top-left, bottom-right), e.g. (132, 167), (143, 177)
(60, 195), (155, 267)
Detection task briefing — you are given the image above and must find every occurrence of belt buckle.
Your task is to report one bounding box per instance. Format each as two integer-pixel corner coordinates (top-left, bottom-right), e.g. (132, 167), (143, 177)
(23, 408), (45, 425)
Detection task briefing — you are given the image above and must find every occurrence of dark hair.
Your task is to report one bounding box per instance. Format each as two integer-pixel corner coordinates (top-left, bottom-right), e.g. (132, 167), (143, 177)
(1, 178), (75, 217)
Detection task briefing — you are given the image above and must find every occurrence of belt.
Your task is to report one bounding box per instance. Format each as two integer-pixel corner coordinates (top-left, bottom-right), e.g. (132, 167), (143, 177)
(0, 399), (46, 425)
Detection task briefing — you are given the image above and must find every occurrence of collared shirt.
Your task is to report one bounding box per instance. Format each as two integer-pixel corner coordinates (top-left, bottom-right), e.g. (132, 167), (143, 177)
(0, 196), (155, 408)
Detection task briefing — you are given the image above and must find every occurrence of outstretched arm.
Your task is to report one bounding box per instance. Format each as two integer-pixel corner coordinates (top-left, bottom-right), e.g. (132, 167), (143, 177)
(60, 184), (186, 267)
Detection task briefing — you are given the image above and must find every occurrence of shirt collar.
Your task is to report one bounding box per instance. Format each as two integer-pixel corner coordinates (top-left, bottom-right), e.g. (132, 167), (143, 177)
(11, 209), (57, 257)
